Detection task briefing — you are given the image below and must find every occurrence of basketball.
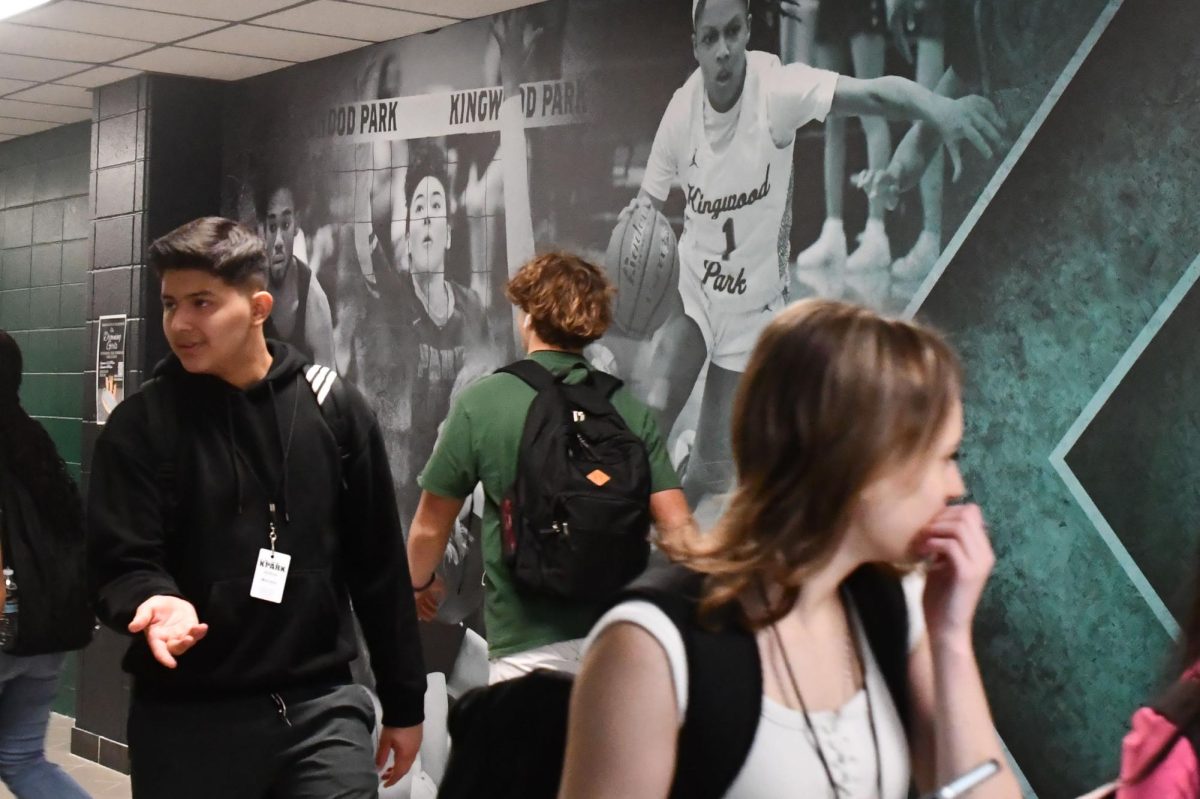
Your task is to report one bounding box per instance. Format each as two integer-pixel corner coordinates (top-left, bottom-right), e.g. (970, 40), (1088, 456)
(605, 203), (680, 338)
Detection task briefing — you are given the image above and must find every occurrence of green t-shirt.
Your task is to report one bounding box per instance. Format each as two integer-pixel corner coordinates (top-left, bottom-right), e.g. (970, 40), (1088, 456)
(418, 349), (681, 658)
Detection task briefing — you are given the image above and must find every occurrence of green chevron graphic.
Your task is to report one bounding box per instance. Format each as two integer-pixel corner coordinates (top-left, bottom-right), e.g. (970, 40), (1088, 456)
(908, 0), (1200, 793)
(1051, 255), (1200, 639)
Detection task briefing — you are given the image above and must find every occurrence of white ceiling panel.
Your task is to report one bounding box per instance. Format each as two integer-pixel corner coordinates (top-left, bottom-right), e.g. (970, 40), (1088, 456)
(0, 77), (34, 94)
(0, 98), (90, 122)
(13, 1), (226, 43)
(55, 65), (141, 88)
(6, 83), (92, 108)
(0, 117), (59, 135)
(0, 23), (152, 62)
(355, 0), (544, 18)
(0, 54), (93, 82)
(90, 0), (302, 22)
(0, 0), (543, 143)
(117, 46), (290, 81)
(182, 24), (365, 62)
(255, 1), (443, 42)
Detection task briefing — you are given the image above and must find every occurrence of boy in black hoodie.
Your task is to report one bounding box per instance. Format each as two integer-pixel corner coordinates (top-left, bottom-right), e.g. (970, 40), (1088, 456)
(88, 217), (424, 798)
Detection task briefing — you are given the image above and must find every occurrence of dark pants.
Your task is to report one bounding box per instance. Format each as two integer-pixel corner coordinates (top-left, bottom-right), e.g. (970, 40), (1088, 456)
(128, 683), (378, 799)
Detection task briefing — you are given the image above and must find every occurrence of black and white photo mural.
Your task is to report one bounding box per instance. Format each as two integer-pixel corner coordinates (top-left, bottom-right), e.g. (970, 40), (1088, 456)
(220, 1), (1150, 794)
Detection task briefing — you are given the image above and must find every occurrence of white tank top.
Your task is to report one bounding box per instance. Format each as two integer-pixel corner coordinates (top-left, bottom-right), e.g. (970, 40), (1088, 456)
(585, 573), (927, 798)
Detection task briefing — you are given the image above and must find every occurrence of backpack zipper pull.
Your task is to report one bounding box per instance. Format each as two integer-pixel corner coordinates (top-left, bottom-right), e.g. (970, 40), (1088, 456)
(271, 692), (292, 727)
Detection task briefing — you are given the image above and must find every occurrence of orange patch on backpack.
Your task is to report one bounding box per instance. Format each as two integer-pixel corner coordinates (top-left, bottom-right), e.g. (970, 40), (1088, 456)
(587, 469), (611, 487)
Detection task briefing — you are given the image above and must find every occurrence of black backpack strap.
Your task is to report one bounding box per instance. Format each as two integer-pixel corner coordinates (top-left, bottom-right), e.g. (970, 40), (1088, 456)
(496, 359), (558, 392)
(846, 565), (911, 734)
(303, 364), (352, 468)
(614, 564), (762, 799)
(587, 370), (624, 400)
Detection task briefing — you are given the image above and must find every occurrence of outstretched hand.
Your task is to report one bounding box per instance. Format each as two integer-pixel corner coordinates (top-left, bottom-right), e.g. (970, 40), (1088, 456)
(928, 94), (1007, 181)
(129, 595), (208, 669)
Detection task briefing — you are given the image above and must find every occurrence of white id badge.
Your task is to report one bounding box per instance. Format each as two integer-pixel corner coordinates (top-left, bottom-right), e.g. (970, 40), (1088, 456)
(250, 548), (291, 603)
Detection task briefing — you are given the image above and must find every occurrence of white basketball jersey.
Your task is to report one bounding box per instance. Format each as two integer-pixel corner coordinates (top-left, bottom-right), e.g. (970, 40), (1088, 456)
(672, 52), (797, 313)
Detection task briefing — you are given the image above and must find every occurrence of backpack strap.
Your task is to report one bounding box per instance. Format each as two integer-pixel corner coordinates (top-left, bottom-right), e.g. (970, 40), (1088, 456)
(303, 364), (352, 468)
(499, 358), (625, 401)
(845, 565), (912, 734)
(614, 564), (762, 799)
(587, 370), (624, 400)
(496, 359), (558, 392)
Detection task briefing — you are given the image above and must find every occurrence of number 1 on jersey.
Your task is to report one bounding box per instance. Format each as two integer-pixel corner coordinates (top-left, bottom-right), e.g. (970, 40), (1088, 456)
(722, 217), (736, 260)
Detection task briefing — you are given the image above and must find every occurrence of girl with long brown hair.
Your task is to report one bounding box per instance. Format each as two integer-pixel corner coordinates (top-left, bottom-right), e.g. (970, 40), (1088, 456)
(559, 299), (1019, 798)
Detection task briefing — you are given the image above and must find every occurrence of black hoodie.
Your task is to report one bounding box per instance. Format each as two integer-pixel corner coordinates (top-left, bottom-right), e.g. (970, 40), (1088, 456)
(88, 342), (424, 727)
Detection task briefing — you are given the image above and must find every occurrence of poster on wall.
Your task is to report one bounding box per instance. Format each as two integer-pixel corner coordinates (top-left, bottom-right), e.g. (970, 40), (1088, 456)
(218, 0), (1128, 793)
(95, 314), (126, 425)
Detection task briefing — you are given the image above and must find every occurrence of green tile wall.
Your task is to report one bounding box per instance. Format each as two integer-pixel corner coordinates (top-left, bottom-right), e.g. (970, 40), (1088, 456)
(0, 122), (90, 719)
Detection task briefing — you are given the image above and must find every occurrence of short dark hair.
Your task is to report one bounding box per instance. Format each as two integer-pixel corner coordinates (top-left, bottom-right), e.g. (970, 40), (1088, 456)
(148, 217), (268, 289)
(505, 252), (614, 350)
(405, 140), (451, 232)
(693, 0), (749, 29)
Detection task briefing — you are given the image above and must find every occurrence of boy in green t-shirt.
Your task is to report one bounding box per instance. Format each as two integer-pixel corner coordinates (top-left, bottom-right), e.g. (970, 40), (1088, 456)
(407, 252), (693, 683)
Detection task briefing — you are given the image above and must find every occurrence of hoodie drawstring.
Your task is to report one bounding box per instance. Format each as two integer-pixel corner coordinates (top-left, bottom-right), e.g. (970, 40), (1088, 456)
(226, 397), (243, 515)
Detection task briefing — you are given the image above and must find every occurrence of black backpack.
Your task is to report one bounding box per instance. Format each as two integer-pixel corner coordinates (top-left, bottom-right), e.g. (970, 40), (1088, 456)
(496, 359), (652, 600)
(0, 460), (94, 656)
(438, 562), (910, 799)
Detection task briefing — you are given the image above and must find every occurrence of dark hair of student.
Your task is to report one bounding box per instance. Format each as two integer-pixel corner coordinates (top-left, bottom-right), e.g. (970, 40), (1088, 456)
(0, 330), (82, 540)
(148, 216), (269, 290)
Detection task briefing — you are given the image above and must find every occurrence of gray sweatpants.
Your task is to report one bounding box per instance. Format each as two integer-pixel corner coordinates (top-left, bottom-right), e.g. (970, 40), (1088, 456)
(128, 683), (378, 799)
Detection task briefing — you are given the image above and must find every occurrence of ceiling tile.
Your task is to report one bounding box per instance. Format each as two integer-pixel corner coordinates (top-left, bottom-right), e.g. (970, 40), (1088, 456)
(0, 23), (153, 62)
(0, 54), (93, 82)
(92, 0), (307, 22)
(116, 46), (290, 81)
(7, 83), (92, 108)
(181, 24), (365, 62)
(0, 117), (59, 135)
(0, 77), (34, 94)
(13, 1), (226, 43)
(255, 1), (443, 42)
(56, 65), (142, 88)
(0, 98), (90, 123)
(354, 0), (542, 18)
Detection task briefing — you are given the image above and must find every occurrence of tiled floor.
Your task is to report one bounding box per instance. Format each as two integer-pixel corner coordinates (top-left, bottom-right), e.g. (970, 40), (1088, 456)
(0, 713), (130, 799)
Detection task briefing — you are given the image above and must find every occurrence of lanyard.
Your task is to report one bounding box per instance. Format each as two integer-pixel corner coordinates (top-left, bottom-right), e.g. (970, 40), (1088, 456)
(769, 589), (884, 799)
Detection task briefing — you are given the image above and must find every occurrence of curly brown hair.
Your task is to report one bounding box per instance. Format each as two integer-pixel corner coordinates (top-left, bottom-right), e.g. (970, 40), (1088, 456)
(665, 299), (963, 630)
(505, 252), (615, 350)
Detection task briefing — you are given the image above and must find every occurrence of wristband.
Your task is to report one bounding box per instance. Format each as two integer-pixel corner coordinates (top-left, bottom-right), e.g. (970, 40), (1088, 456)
(412, 572), (436, 592)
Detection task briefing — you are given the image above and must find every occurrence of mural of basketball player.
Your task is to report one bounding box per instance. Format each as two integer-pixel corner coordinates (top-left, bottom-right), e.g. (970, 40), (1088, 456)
(853, 0), (1041, 257)
(619, 0), (1004, 510)
(395, 141), (494, 526)
(260, 181), (336, 365)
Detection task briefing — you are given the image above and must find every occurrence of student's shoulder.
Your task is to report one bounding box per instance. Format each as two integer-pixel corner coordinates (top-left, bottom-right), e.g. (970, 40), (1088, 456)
(609, 381), (659, 430)
(747, 50), (783, 72)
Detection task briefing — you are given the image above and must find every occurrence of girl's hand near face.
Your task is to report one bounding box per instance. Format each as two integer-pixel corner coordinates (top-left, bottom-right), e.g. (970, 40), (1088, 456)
(912, 503), (996, 648)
